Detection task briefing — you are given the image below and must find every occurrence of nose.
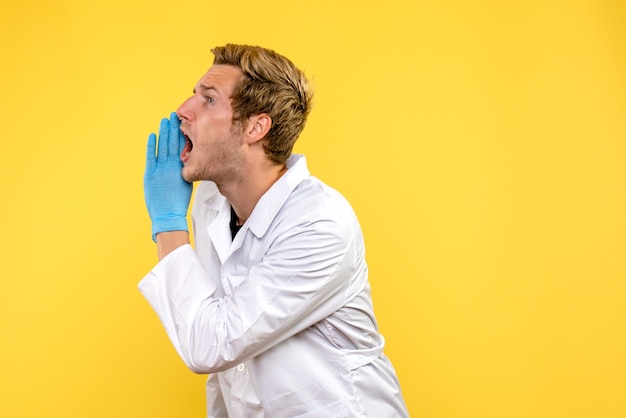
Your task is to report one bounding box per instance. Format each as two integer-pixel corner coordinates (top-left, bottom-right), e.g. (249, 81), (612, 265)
(176, 95), (195, 122)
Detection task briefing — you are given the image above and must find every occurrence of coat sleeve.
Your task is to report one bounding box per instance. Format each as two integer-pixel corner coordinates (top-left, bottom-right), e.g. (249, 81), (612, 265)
(138, 244), (219, 372)
(139, 212), (368, 374)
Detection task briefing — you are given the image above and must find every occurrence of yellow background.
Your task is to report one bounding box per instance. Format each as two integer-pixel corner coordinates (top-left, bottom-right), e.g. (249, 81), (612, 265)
(1, 0), (625, 417)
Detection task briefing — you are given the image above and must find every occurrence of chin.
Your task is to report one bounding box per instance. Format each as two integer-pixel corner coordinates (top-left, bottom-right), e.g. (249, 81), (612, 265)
(183, 168), (207, 184)
(181, 168), (194, 183)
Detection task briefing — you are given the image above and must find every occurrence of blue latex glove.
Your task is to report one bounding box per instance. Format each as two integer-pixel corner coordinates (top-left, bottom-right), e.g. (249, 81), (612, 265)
(144, 112), (193, 242)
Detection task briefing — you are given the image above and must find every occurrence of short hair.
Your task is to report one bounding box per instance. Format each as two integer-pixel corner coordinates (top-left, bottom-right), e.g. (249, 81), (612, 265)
(211, 44), (313, 164)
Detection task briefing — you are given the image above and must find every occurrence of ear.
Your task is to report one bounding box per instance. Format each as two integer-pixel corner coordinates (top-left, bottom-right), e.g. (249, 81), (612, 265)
(244, 114), (272, 144)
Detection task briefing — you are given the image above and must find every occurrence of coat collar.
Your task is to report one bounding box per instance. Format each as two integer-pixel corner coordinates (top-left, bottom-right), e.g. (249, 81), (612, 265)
(197, 154), (310, 263)
(246, 154), (310, 239)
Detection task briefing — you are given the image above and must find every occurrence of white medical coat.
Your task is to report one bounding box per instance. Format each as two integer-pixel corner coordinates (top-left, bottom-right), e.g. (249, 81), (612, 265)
(139, 154), (409, 417)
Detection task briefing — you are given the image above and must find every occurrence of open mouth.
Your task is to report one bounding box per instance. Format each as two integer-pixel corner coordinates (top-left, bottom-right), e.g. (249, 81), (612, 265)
(181, 131), (193, 162)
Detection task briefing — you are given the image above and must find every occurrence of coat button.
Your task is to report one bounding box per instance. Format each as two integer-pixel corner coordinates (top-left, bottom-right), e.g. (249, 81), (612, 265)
(236, 363), (245, 372)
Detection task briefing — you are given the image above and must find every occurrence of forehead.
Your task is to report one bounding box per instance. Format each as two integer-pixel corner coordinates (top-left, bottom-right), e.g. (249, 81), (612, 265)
(196, 64), (244, 94)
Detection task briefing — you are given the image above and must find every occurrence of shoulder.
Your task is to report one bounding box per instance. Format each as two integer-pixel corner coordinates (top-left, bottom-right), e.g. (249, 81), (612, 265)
(281, 176), (361, 239)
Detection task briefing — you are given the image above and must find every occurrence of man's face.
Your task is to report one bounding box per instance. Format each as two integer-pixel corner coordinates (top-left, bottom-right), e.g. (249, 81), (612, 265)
(177, 64), (246, 183)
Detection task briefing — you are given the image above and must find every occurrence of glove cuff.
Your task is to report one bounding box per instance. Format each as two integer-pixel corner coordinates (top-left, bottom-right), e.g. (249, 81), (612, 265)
(151, 215), (189, 242)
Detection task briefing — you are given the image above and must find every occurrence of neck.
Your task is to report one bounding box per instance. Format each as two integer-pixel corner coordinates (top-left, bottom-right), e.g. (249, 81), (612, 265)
(219, 162), (287, 225)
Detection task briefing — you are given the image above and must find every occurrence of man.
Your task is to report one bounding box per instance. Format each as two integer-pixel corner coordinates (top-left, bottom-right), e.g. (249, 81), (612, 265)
(140, 44), (409, 417)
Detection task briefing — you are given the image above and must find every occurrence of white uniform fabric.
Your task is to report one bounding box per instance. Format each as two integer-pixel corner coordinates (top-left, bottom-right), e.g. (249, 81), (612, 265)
(139, 154), (409, 417)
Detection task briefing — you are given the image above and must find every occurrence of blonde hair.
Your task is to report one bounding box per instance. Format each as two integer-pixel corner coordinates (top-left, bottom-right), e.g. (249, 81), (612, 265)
(211, 44), (313, 164)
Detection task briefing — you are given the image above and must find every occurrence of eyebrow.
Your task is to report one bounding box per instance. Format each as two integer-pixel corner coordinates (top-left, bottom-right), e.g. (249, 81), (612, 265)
(193, 84), (220, 95)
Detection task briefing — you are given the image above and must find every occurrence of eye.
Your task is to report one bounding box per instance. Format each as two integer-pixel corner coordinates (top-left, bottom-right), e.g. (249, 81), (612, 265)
(205, 96), (215, 104)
